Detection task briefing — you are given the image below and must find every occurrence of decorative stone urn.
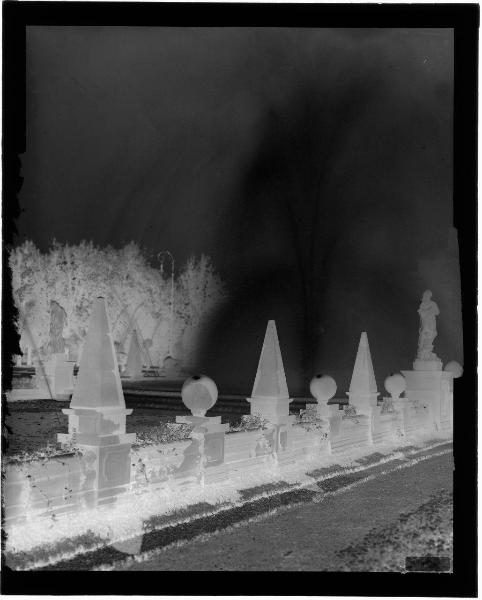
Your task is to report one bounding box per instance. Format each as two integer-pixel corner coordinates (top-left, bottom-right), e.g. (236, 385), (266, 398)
(176, 375), (228, 475)
(382, 373), (407, 417)
(444, 361), (463, 379)
(308, 374), (338, 452)
(384, 373), (407, 400)
(310, 374), (337, 419)
(181, 375), (218, 417)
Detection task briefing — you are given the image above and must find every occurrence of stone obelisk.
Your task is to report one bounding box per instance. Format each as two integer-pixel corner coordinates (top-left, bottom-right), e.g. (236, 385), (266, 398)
(347, 332), (379, 414)
(58, 297), (135, 504)
(247, 320), (292, 422)
(247, 320), (295, 455)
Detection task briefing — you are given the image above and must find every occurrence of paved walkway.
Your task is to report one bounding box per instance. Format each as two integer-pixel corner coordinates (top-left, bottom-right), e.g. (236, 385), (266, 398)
(126, 447), (453, 571)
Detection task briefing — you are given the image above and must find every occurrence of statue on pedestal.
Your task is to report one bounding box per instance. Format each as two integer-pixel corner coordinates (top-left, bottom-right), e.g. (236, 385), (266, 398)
(413, 290), (442, 371)
(417, 290), (440, 360)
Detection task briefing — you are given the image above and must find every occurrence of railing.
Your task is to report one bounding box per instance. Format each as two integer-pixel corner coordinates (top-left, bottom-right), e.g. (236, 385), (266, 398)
(3, 381), (452, 526)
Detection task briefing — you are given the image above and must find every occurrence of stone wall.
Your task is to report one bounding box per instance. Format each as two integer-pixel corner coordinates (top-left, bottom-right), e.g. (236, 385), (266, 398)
(2, 392), (452, 525)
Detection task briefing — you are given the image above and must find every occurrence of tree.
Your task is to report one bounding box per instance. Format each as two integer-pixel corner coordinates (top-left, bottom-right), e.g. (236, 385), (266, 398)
(9, 242), (227, 370)
(174, 255), (227, 367)
(9, 241), (50, 360)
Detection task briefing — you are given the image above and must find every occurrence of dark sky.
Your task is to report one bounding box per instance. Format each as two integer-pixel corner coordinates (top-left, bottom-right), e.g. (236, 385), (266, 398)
(17, 27), (461, 395)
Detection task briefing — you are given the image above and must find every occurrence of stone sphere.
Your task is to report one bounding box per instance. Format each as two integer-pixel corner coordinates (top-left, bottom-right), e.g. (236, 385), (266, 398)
(444, 361), (463, 378)
(384, 373), (406, 398)
(310, 374), (337, 403)
(181, 375), (218, 417)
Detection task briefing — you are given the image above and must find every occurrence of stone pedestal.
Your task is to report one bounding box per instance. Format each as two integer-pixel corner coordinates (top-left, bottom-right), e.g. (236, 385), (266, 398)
(177, 415), (229, 466)
(248, 397), (292, 423)
(247, 398), (296, 454)
(346, 392), (379, 416)
(59, 406), (135, 446)
(329, 405), (371, 453)
(313, 403), (338, 453)
(369, 397), (403, 444)
(307, 375), (337, 452)
(58, 407), (136, 504)
(391, 396), (431, 437)
(58, 424), (135, 506)
(274, 414), (297, 452)
(413, 358), (443, 372)
(175, 374), (229, 484)
(350, 394), (379, 445)
(314, 398), (332, 421)
(401, 368), (453, 435)
(390, 397), (410, 437)
(176, 415), (229, 483)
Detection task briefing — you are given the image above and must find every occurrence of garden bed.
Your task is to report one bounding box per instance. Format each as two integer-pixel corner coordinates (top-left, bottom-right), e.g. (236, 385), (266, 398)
(2, 410), (274, 464)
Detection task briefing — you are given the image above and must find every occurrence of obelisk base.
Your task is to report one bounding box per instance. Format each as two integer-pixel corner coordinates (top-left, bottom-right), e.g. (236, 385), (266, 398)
(346, 392), (379, 416)
(247, 396), (293, 424)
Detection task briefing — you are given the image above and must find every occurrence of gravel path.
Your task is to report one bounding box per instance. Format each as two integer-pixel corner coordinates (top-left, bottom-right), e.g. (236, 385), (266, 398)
(335, 489), (452, 571)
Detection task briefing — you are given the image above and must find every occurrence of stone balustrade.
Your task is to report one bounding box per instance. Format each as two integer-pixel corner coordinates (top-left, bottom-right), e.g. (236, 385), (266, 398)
(3, 311), (458, 525)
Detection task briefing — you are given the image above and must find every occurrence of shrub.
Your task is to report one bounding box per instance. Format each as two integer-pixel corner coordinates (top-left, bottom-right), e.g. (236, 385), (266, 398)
(9, 241), (227, 370)
(4, 442), (81, 466)
(297, 405), (327, 433)
(228, 414), (269, 433)
(132, 422), (194, 448)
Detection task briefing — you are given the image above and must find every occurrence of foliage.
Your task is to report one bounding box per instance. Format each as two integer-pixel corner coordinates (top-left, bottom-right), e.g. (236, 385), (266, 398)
(297, 405), (320, 431)
(227, 414), (270, 433)
(174, 255), (228, 367)
(343, 405), (358, 419)
(9, 241), (227, 370)
(381, 398), (396, 414)
(132, 422), (194, 448)
(297, 404), (329, 433)
(298, 404), (318, 421)
(3, 442), (82, 466)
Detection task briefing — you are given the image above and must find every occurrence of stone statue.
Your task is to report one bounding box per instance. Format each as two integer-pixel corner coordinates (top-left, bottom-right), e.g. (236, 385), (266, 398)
(417, 290), (440, 360)
(48, 300), (67, 354)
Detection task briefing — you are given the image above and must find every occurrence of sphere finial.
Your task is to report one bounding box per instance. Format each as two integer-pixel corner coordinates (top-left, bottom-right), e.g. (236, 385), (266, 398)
(310, 374), (337, 403)
(384, 373), (406, 399)
(444, 361), (463, 378)
(181, 375), (218, 417)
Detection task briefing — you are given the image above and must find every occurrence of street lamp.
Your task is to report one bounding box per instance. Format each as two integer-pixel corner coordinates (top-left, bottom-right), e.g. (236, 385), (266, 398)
(157, 251), (175, 356)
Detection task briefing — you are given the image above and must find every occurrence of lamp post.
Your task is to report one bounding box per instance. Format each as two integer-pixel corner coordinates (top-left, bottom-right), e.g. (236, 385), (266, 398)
(157, 251), (175, 356)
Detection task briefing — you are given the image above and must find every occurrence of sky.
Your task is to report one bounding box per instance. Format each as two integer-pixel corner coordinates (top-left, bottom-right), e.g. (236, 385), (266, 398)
(17, 27), (461, 394)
